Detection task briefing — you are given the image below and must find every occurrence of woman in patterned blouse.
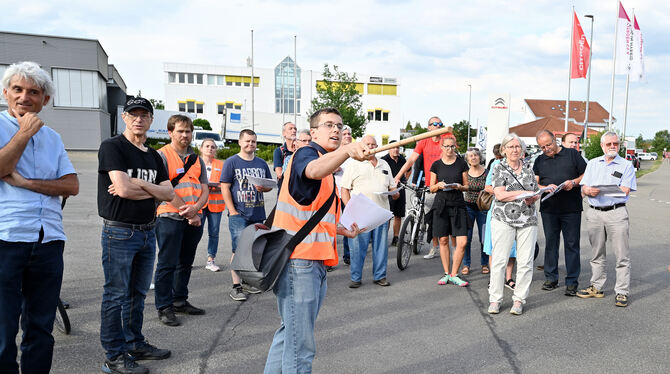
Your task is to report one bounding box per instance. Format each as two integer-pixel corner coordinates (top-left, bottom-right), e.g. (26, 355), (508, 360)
(488, 133), (540, 316)
(462, 148), (489, 275)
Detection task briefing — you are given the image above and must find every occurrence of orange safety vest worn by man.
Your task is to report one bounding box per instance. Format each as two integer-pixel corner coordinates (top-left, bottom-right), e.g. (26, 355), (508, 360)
(153, 115), (209, 327)
(263, 108), (368, 373)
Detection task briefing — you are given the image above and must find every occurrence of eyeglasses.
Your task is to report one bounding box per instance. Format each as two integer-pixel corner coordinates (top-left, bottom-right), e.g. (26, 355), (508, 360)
(441, 145), (456, 149)
(314, 122), (343, 131)
(429, 122), (444, 128)
(125, 112), (152, 120)
(296, 138), (310, 143)
(506, 145), (522, 150)
(603, 142), (620, 147)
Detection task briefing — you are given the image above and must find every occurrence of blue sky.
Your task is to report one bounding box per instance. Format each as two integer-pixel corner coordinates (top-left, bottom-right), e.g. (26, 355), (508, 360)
(4, 0), (667, 138)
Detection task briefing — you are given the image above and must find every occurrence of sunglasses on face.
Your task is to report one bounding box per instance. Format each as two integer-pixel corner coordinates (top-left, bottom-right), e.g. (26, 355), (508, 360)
(429, 122), (444, 128)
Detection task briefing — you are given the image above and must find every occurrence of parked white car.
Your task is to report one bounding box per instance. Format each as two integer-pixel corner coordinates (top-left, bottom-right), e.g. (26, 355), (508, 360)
(191, 130), (224, 149)
(637, 152), (657, 161)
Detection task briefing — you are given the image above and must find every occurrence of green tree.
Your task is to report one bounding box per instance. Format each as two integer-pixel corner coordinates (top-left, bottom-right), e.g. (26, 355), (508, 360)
(405, 121), (412, 131)
(149, 99), (165, 110)
(308, 64), (366, 138)
(452, 120), (476, 153)
(650, 130), (670, 154)
(414, 122), (422, 130)
(635, 134), (644, 148)
(584, 131), (604, 160)
(193, 118), (211, 130)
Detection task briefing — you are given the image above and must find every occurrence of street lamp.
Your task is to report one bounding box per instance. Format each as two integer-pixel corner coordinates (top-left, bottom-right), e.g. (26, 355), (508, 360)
(467, 84), (472, 148)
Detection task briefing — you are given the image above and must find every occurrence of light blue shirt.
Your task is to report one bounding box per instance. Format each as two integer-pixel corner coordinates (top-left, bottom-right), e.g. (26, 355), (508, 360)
(580, 154), (636, 207)
(0, 110), (76, 242)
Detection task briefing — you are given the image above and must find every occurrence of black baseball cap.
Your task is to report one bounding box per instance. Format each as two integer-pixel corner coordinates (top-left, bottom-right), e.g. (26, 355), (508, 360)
(124, 96), (153, 114)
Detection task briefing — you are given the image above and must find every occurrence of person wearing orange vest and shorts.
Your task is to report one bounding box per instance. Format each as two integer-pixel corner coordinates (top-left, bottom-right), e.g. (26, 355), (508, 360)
(263, 108), (367, 373)
(154, 115), (209, 327)
(199, 138), (225, 272)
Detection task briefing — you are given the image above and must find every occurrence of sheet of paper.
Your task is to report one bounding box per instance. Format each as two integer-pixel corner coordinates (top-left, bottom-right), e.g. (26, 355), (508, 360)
(340, 193), (394, 232)
(540, 181), (568, 202)
(442, 183), (459, 191)
(515, 186), (552, 200)
(247, 176), (277, 189)
(592, 185), (626, 197)
(374, 189), (400, 196)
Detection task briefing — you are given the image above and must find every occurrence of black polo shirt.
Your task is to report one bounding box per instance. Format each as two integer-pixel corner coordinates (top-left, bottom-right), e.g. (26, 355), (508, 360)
(381, 153), (407, 183)
(532, 147), (587, 213)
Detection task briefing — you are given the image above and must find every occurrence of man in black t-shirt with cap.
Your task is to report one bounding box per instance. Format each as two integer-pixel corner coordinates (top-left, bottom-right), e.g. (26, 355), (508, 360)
(97, 97), (175, 374)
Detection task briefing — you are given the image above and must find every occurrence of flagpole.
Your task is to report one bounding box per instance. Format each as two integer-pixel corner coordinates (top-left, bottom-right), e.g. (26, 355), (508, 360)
(251, 29), (255, 132)
(622, 8), (634, 154)
(565, 7), (575, 132)
(607, 2), (620, 131)
(294, 35), (297, 126)
(583, 15), (594, 146)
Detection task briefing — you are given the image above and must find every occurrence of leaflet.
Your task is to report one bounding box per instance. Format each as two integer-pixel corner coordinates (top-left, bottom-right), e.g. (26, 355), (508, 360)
(592, 185), (626, 197)
(442, 183), (460, 191)
(515, 186), (552, 200)
(540, 181), (568, 202)
(247, 176), (278, 189)
(340, 193), (394, 232)
(374, 189), (400, 196)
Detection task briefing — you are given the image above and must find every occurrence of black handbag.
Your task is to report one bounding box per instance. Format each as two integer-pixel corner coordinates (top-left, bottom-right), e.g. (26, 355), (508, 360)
(230, 185), (337, 292)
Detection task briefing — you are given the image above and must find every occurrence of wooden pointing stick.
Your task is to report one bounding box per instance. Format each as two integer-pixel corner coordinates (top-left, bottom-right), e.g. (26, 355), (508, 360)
(366, 127), (454, 155)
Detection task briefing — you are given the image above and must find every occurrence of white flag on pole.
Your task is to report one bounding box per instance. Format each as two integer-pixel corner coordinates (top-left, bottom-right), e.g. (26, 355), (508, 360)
(630, 15), (645, 82)
(614, 1), (633, 75)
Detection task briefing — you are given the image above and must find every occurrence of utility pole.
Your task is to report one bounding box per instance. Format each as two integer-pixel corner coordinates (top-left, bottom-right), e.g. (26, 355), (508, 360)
(467, 84), (472, 148)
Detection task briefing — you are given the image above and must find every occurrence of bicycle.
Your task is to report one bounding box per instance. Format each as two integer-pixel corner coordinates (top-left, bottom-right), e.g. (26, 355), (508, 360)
(54, 298), (71, 335)
(396, 182), (431, 270)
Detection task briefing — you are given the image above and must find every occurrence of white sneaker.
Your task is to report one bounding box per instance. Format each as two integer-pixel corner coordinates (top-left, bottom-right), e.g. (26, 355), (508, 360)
(423, 247), (439, 259)
(149, 283), (155, 290)
(205, 260), (221, 272)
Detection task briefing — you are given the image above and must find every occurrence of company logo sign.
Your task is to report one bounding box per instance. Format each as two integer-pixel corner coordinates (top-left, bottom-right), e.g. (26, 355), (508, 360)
(491, 97), (508, 109)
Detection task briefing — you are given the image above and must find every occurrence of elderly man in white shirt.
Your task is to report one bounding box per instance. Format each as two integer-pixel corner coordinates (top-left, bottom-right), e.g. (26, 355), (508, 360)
(341, 135), (399, 288)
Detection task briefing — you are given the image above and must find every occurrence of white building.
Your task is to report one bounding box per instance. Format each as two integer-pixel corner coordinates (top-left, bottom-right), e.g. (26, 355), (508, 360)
(163, 57), (401, 145)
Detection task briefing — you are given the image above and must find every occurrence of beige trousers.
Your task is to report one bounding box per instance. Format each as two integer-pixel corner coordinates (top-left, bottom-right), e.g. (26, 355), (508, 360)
(489, 219), (537, 304)
(585, 206), (631, 295)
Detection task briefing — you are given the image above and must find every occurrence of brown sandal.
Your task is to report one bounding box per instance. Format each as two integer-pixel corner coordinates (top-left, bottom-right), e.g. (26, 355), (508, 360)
(482, 265), (490, 274)
(461, 266), (470, 275)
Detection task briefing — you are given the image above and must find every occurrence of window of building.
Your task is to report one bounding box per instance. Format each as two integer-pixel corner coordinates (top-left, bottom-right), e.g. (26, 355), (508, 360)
(207, 75), (215, 85)
(375, 109), (382, 121)
(367, 111), (374, 121)
(196, 74), (203, 84)
(274, 57), (301, 114)
(367, 108), (390, 122)
(169, 72), (176, 83)
(368, 84), (382, 95)
(52, 68), (102, 108)
(217, 103), (225, 114)
(217, 75), (224, 85)
(178, 101), (186, 112)
(178, 73), (185, 83)
(234, 103), (242, 110)
(186, 74), (194, 84)
(367, 84), (397, 95)
(225, 102), (234, 109)
(383, 111), (389, 121)
(196, 102), (203, 114)
(186, 101), (195, 113)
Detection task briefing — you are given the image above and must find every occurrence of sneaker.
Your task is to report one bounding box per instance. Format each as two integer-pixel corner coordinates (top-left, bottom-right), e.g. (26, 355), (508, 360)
(343, 257), (350, 265)
(229, 287), (247, 301)
(149, 283), (155, 290)
(615, 293), (628, 307)
(373, 278), (391, 287)
(565, 285), (578, 297)
(205, 260), (220, 272)
(157, 306), (180, 327)
(241, 283), (262, 294)
(505, 279), (516, 290)
(129, 341), (171, 360)
(102, 353), (148, 374)
(326, 266), (335, 272)
(449, 275), (469, 287)
(541, 280), (559, 291)
(488, 302), (500, 314)
(576, 285), (604, 299)
(173, 300), (205, 315)
(424, 247), (439, 260)
(510, 301), (523, 315)
(437, 274), (450, 285)
(391, 236), (398, 246)
(349, 281), (362, 288)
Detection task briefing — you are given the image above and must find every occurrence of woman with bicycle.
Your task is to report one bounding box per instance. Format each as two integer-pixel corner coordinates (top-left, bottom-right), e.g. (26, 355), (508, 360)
(488, 134), (540, 315)
(429, 136), (470, 287)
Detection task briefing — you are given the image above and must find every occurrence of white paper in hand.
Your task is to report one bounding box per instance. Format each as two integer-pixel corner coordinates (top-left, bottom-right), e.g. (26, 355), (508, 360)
(247, 176), (277, 189)
(340, 194), (394, 232)
(374, 189), (400, 196)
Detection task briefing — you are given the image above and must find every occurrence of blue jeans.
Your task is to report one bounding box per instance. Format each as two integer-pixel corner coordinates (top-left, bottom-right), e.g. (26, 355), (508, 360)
(202, 208), (222, 258)
(154, 218), (204, 311)
(264, 259), (327, 374)
(348, 222), (389, 282)
(0, 239), (64, 374)
(464, 205), (489, 267)
(541, 211), (581, 286)
(100, 224), (155, 360)
(228, 214), (262, 253)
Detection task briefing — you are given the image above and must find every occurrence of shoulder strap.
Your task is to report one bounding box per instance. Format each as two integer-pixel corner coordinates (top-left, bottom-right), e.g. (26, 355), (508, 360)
(170, 154), (199, 187)
(285, 183), (337, 250)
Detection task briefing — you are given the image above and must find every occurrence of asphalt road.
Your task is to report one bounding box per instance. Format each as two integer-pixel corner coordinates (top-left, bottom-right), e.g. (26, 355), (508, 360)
(44, 152), (669, 373)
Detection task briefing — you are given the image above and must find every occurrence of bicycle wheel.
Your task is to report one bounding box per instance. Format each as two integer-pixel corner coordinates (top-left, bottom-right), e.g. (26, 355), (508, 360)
(55, 299), (71, 335)
(397, 214), (415, 270)
(412, 213), (424, 255)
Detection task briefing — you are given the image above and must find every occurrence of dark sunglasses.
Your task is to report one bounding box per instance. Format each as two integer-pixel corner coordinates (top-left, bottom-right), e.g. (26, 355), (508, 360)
(429, 122), (444, 127)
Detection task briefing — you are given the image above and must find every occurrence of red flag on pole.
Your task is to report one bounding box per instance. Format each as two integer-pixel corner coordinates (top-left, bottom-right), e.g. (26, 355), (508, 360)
(571, 11), (590, 79)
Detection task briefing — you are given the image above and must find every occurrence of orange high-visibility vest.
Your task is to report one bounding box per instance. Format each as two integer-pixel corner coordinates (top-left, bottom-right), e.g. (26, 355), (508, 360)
(272, 149), (340, 266)
(206, 158), (226, 213)
(156, 145), (203, 215)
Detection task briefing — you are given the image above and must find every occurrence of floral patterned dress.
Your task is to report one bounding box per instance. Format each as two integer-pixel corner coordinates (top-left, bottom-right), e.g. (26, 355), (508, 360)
(490, 158), (538, 228)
